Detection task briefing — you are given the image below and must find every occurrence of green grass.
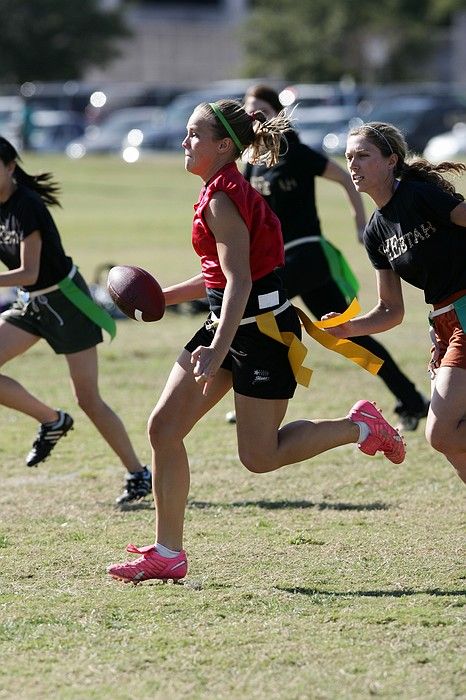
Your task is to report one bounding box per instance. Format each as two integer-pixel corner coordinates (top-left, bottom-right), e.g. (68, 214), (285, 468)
(0, 154), (465, 700)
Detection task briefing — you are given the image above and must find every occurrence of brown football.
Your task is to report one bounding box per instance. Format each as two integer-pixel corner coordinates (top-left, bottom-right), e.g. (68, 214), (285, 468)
(107, 265), (165, 322)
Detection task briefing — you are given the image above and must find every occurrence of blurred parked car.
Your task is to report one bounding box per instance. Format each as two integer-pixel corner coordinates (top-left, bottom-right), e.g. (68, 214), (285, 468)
(316, 93), (466, 157)
(293, 105), (363, 152)
(364, 95), (466, 154)
(277, 83), (371, 155)
(423, 122), (466, 161)
(27, 110), (86, 152)
(279, 82), (367, 110)
(66, 106), (164, 158)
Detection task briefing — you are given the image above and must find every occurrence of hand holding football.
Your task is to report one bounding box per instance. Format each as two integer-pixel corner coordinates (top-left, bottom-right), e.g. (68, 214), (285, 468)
(107, 265), (165, 322)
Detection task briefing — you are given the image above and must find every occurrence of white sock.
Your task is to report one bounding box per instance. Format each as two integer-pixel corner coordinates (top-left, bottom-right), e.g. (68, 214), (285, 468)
(155, 542), (180, 558)
(354, 420), (370, 444)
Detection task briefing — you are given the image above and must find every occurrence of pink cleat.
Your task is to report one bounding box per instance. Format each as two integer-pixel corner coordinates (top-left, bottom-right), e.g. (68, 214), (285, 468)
(348, 400), (406, 465)
(107, 543), (188, 585)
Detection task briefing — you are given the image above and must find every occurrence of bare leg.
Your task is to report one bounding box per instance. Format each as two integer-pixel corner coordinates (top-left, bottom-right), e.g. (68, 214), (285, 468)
(426, 367), (466, 483)
(0, 320), (58, 424)
(148, 350), (232, 550)
(148, 351), (400, 551)
(66, 347), (144, 473)
(235, 394), (358, 473)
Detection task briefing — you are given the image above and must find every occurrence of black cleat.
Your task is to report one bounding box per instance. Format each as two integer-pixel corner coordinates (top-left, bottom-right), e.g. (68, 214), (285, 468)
(26, 410), (74, 467)
(116, 466), (152, 506)
(394, 394), (430, 432)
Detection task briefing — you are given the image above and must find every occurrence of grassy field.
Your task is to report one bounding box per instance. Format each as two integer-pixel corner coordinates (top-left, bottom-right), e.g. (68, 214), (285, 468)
(0, 153), (465, 700)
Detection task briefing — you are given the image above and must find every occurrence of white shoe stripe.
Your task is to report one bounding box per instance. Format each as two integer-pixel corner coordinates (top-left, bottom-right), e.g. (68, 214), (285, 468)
(171, 560), (187, 571)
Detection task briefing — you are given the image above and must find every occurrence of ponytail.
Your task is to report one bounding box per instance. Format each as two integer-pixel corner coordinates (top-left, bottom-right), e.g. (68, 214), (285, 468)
(400, 159), (465, 202)
(0, 136), (61, 207)
(14, 164), (61, 207)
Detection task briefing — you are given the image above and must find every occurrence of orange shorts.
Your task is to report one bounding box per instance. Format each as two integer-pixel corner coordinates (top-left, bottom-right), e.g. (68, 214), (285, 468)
(429, 291), (466, 375)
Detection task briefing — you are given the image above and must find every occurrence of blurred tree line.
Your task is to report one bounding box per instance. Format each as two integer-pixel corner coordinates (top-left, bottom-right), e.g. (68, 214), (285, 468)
(0, 0), (129, 82)
(0, 0), (463, 84)
(243, 0), (465, 82)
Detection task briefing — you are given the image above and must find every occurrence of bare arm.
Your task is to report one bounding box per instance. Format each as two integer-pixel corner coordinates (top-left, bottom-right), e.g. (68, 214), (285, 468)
(206, 193), (252, 358)
(163, 273), (206, 306)
(450, 201), (466, 227)
(324, 268), (404, 338)
(0, 231), (41, 287)
(322, 159), (366, 241)
(191, 191), (252, 393)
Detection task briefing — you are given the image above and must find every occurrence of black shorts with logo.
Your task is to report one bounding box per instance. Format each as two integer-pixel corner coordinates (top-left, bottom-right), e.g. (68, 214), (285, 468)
(185, 275), (301, 399)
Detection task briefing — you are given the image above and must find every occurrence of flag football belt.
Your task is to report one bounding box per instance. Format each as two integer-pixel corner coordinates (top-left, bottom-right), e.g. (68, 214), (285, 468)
(206, 299), (292, 329)
(284, 236), (321, 250)
(429, 293), (466, 333)
(207, 297), (383, 388)
(24, 264), (78, 298)
(20, 265), (116, 340)
(284, 236), (360, 303)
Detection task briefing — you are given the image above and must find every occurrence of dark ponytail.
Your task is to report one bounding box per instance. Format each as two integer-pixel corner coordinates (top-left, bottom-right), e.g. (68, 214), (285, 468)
(0, 137), (61, 207)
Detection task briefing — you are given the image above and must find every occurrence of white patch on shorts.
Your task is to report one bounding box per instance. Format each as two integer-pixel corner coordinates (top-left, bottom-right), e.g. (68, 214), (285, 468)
(258, 291), (279, 310)
(134, 309), (144, 321)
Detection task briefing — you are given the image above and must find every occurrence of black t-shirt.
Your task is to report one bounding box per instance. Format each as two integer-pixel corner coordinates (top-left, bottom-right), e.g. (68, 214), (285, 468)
(244, 131), (328, 244)
(0, 184), (73, 291)
(364, 179), (466, 304)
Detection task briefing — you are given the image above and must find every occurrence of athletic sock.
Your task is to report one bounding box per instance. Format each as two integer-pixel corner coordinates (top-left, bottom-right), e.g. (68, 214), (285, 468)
(45, 410), (64, 428)
(155, 542), (180, 558)
(354, 421), (370, 444)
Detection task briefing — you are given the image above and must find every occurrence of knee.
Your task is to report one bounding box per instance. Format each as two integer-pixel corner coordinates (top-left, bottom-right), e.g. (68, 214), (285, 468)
(74, 389), (100, 414)
(147, 409), (182, 449)
(425, 422), (450, 455)
(147, 412), (162, 448)
(237, 446), (275, 474)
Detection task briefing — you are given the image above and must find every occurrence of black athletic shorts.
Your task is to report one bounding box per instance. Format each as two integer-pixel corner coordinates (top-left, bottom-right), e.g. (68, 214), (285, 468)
(1, 271), (103, 354)
(185, 303), (301, 400)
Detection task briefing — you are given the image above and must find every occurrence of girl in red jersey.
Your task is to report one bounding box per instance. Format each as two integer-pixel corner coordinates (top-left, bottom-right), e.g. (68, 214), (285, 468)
(108, 100), (404, 585)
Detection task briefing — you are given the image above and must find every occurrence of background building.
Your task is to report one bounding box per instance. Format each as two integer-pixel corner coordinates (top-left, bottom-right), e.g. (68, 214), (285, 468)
(85, 3), (466, 90)
(86, 0), (249, 86)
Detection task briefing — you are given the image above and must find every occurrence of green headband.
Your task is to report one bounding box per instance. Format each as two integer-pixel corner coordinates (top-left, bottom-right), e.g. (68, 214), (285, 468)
(209, 102), (243, 153)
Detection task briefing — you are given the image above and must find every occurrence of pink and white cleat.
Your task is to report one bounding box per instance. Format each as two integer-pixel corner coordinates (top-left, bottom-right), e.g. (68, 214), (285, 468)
(107, 543), (188, 585)
(348, 400), (406, 465)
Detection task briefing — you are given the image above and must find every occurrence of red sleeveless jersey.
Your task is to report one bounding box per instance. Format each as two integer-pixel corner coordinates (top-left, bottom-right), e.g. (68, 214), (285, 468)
(192, 162), (284, 288)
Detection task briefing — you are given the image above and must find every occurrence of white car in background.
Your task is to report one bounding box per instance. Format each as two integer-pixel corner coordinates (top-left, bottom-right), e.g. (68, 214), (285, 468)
(423, 122), (466, 161)
(28, 110), (86, 152)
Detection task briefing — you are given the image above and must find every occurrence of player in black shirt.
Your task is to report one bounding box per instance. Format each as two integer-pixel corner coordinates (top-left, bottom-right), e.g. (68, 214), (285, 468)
(326, 121), (466, 483)
(0, 137), (150, 504)
(238, 85), (428, 432)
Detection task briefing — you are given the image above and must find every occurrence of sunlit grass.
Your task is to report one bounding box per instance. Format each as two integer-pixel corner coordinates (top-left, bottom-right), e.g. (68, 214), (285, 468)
(0, 154), (465, 700)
